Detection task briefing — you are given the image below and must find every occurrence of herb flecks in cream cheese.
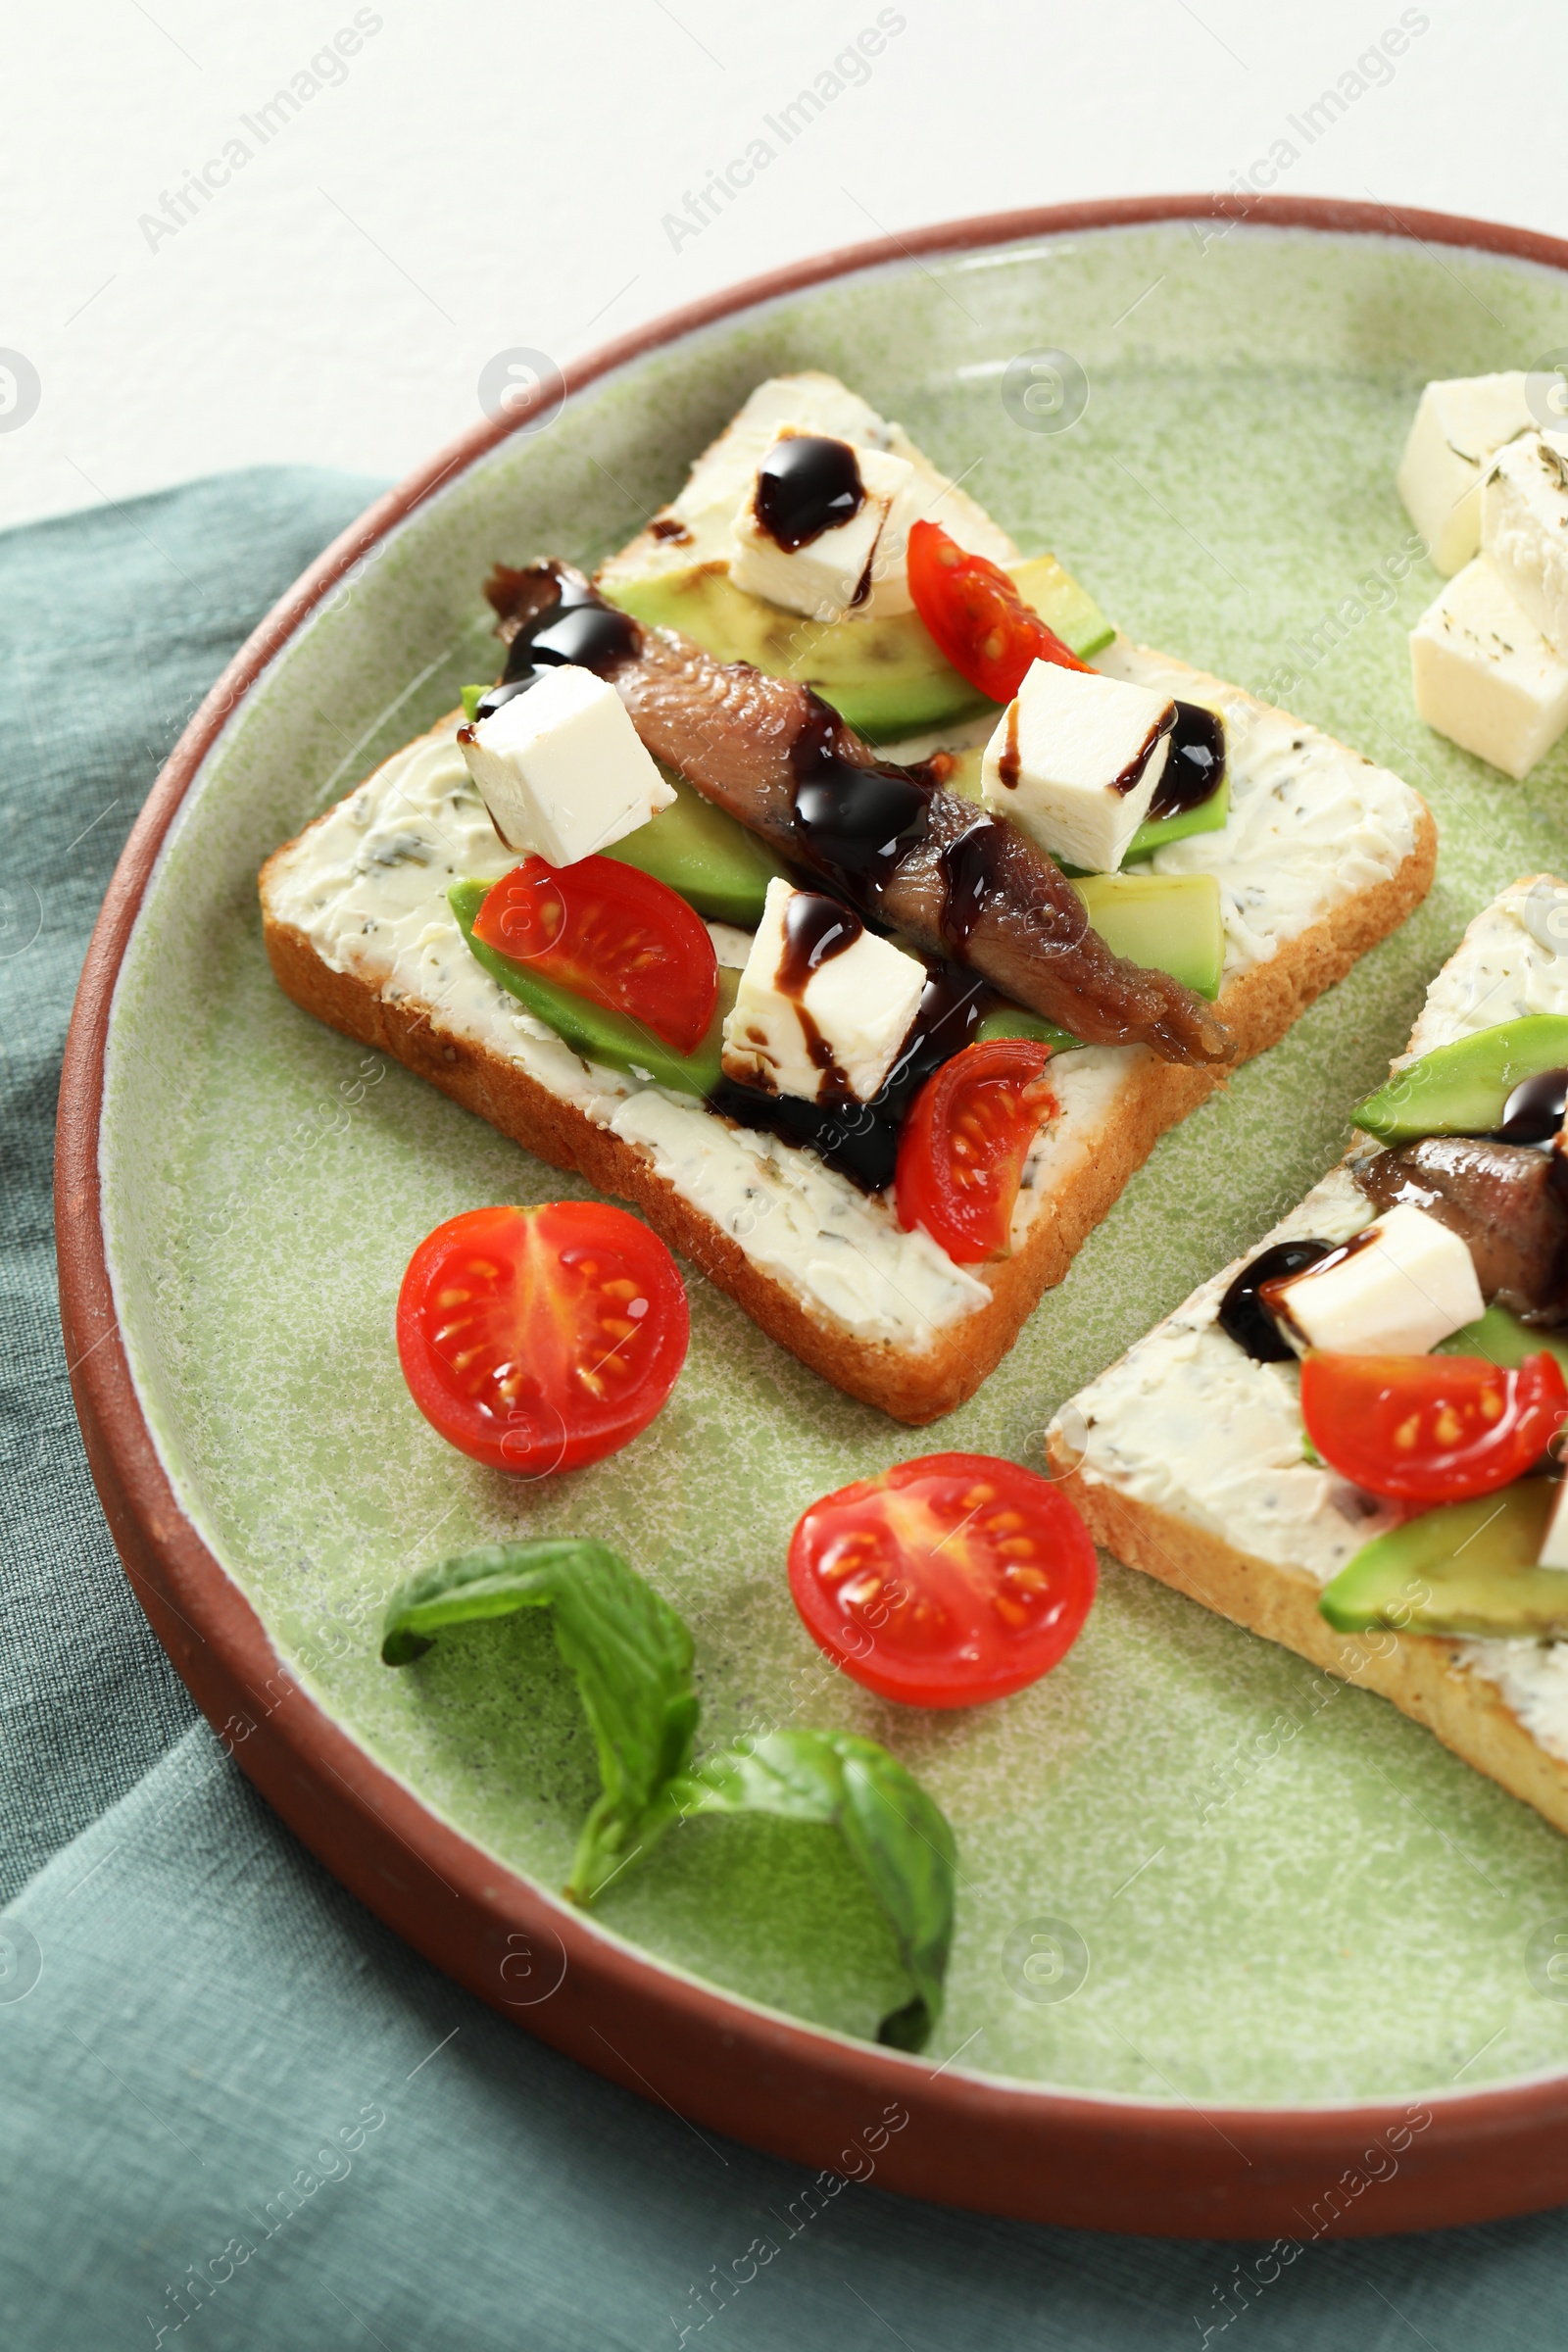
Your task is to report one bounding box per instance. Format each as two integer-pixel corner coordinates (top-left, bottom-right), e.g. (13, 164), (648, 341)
(268, 643), (1426, 1354)
(1102, 644), (1421, 980)
(1056, 880), (1568, 1763)
(265, 724), (988, 1349)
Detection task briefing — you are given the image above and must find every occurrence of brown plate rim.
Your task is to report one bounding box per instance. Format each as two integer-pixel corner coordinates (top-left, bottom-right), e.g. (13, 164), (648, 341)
(55, 192), (1568, 2239)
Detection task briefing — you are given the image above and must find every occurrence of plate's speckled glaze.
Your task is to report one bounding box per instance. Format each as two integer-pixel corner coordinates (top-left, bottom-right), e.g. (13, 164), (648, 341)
(103, 222), (1568, 2107)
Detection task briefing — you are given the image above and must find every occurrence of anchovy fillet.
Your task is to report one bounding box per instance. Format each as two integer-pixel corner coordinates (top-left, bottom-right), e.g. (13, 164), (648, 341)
(486, 564), (1235, 1067)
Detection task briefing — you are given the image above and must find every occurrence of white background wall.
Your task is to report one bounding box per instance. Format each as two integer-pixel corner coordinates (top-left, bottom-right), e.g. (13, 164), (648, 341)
(0, 0), (1555, 530)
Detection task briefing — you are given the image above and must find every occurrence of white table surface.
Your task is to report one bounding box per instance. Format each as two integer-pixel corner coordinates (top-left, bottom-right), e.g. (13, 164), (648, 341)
(0, 0), (1558, 532)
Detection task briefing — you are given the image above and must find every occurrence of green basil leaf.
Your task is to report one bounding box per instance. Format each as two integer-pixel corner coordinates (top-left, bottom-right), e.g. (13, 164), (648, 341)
(380, 1540), (699, 1900)
(671, 1730), (956, 2051)
(382, 1548), (956, 2044)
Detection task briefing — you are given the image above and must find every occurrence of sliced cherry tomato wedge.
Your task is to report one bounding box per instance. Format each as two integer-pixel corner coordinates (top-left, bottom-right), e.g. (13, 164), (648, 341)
(472, 855), (718, 1056)
(789, 1452), (1097, 1708)
(396, 1201), (689, 1475)
(895, 1039), (1055, 1263)
(906, 518), (1090, 704)
(1300, 1350), (1568, 1503)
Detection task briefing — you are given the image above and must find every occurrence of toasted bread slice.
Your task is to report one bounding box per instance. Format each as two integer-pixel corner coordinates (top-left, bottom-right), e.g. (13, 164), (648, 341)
(1049, 878), (1568, 1832)
(260, 644), (1434, 1422)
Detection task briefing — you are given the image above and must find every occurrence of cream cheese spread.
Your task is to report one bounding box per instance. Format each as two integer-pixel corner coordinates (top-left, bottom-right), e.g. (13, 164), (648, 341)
(899, 640), (1422, 982)
(264, 722), (989, 1350)
(594, 370), (1019, 589)
(266, 628), (1427, 1355)
(1056, 878), (1568, 1763)
(1102, 643), (1421, 980)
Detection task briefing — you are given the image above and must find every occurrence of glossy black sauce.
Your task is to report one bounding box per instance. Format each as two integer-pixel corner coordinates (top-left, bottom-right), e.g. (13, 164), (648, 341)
(754, 434), (864, 550)
(1217, 1239), (1335, 1361)
(1110, 703), (1178, 798)
(710, 1079), (896, 1192)
(874, 961), (993, 1122)
(1498, 1066), (1568, 1145)
(938, 822), (1007, 955)
(789, 707), (931, 889)
(472, 673), (541, 723)
(1256, 1229), (1381, 1348)
(769, 892), (866, 1100)
(777, 892), (862, 993)
(714, 956), (995, 1194)
(506, 594), (642, 678)
(1149, 701), (1227, 821)
(997, 701), (1021, 790)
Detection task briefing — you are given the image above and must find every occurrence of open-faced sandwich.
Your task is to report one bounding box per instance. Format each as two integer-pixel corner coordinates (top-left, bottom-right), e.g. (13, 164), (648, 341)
(1050, 875), (1568, 1837)
(261, 372), (1436, 1421)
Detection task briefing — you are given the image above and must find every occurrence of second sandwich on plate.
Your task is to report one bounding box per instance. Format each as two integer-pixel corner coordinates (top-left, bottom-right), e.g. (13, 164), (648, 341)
(1050, 873), (1568, 1839)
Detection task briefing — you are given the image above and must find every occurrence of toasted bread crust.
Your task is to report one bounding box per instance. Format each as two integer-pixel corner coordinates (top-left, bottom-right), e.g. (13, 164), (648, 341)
(259, 802), (1435, 1423)
(1051, 1460), (1568, 1838)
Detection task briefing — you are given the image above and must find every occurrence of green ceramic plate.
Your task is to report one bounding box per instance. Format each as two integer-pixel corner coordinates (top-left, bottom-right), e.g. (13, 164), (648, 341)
(94, 214), (1568, 2132)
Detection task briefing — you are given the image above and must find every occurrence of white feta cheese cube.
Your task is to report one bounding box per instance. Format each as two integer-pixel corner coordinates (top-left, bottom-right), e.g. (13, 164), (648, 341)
(1274, 1203), (1484, 1358)
(720, 877), (926, 1105)
(1409, 556), (1568, 779)
(600, 373), (1021, 592)
(729, 435), (914, 622)
(855, 463), (937, 619)
(979, 661), (1174, 873)
(1396, 372), (1535, 575)
(1538, 1483), (1568, 1573)
(1481, 431), (1568, 661)
(458, 666), (674, 867)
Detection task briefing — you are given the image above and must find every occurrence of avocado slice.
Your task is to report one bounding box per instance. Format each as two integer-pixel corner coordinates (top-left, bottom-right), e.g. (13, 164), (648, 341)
(1318, 1479), (1568, 1638)
(942, 745), (1230, 864)
(973, 1004), (1082, 1053)
(598, 554), (1114, 740)
(1125, 773), (1231, 860)
(454, 703), (786, 927)
(931, 786), (1223, 999)
(1437, 1300), (1568, 1382)
(449, 878), (734, 1098)
(603, 772), (788, 926)
(938, 791), (1224, 997)
(1070, 872), (1226, 1000)
(1353, 1015), (1568, 1145)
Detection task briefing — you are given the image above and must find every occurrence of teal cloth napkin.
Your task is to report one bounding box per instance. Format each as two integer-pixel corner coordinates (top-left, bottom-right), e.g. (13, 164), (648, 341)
(3, 469), (1566, 2348)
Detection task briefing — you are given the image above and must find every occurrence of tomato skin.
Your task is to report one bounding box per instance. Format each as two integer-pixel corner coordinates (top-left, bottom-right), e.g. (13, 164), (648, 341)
(788, 1452), (1098, 1709)
(472, 855), (717, 1056)
(906, 518), (1090, 704)
(396, 1202), (689, 1476)
(895, 1039), (1055, 1263)
(1300, 1351), (1568, 1503)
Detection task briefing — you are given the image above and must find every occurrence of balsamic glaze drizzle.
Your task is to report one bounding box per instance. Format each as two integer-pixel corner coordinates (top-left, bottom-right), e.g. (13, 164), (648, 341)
(776, 892), (862, 995)
(754, 435), (865, 550)
(1216, 1240), (1334, 1362)
(771, 892), (866, 1103)
(504, 588), (642, 680)
(469, 574), (1042, 1193)
(997, 701), (1021, 790)
(1497, 1066), (1568, 1146)
(1110, 703), (1178, 798)
(472, 674), (541, 723)
(712, 956), (995, 1194)
(1149, 701), (1226, 821)
(788, 706), (932, 888)
(938, 823), (1007, 956)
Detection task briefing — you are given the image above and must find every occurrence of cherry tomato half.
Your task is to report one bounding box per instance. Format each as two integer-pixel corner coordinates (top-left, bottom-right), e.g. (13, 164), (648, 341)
(906, 518), (1090, 704)
(895, 1039), (1056, 1263)
(789, 1452), (1098, 1708)
(1300, 1350), (1568, 1503)
(472, 855), (718, 1056)
(396, 1202), (689, 1476)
